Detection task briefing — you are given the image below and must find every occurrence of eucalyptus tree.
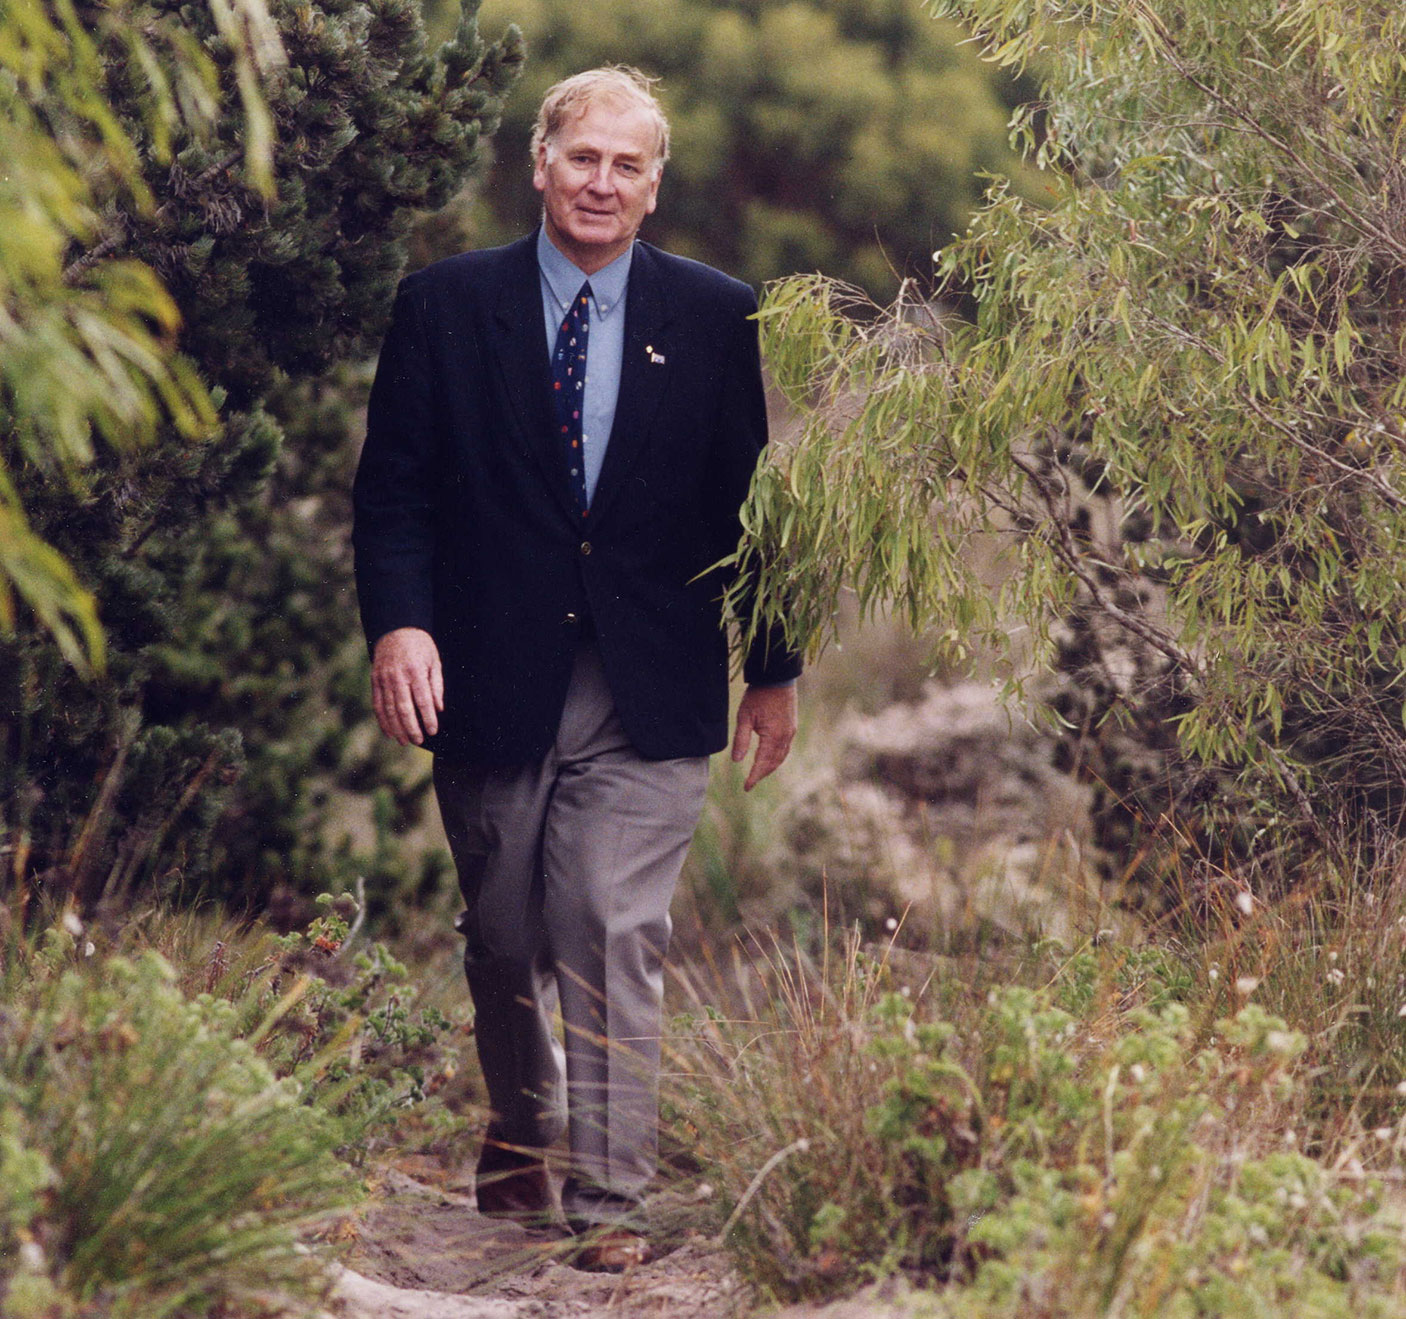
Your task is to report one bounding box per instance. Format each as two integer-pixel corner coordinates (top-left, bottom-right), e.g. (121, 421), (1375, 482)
(743, 0), (1406, 873)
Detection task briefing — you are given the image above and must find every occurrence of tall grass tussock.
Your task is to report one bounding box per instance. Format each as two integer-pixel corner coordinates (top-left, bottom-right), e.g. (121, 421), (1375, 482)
(0, 895), (465, 1317)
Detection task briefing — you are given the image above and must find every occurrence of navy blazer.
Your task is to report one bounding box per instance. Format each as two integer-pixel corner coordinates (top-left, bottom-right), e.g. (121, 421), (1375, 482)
(352, 231), (801, 766)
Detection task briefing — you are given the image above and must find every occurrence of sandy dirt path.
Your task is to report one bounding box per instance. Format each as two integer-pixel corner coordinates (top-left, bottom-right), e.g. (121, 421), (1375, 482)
(329, 1165), (752, 1318)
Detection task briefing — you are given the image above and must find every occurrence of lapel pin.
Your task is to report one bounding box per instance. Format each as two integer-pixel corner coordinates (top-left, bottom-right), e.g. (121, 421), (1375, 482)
(649, 348), (666, 365)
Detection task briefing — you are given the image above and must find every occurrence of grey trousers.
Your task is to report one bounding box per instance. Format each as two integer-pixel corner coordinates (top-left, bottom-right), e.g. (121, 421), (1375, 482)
(433, 642), (709, 1226)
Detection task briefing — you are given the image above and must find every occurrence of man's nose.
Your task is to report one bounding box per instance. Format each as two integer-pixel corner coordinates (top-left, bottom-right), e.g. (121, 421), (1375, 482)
(586, 162), (614, 192)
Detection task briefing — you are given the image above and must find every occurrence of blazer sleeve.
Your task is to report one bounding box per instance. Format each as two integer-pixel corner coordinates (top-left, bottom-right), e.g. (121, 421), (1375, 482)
(714, 290), (804, 687)
(352, 278), (440, 649)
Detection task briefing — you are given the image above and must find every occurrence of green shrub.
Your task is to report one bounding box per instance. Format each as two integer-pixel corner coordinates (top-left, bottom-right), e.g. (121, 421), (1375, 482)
(239, 895), (463, 1126)
(666, 932), (989, 1296)
(0, 945), (348, 1314)
(0, 896), (467, 1315)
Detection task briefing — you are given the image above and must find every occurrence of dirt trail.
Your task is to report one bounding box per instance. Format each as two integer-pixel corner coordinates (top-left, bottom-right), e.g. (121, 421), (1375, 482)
(328, 1164), (903, 1319)
(329, 1164), (750, 1318)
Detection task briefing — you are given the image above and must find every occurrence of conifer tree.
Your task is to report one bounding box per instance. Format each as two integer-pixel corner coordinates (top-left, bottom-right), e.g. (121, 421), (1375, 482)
(1, 0), (522, 909)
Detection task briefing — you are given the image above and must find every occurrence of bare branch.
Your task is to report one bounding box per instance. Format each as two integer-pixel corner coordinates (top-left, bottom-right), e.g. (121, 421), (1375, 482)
(1010, 450), (1200, 676)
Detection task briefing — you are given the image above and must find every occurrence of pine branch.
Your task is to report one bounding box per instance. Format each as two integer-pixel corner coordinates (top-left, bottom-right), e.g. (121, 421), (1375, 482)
(62, 150), (244, 283)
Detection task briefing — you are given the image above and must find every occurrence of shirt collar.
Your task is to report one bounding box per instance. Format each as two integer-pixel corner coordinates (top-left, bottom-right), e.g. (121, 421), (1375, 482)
(536, 227), (633, 319)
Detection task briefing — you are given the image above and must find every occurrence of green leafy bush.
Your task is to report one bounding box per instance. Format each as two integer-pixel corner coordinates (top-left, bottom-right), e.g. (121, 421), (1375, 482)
(245, 893), (463, 1123)
(1, 0), (523, 915)
(741, 0), (1406, 876)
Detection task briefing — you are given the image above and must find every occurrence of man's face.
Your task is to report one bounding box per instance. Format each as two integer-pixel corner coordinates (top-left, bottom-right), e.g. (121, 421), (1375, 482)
(534, 97), (662, 275)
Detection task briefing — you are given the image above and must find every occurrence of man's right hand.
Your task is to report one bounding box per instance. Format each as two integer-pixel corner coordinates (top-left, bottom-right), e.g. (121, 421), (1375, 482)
(371, 627), (444, 746)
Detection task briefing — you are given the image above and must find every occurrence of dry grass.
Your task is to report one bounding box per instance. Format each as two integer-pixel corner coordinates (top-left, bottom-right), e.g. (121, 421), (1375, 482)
(663, 868), (1406, 1314)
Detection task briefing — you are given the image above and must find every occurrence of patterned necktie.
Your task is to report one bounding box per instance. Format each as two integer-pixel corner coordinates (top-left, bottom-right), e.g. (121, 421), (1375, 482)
(551, 281), (591, 517)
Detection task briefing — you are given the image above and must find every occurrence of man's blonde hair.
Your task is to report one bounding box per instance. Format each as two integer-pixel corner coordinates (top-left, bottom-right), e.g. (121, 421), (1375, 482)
(531, 66), (671, 173)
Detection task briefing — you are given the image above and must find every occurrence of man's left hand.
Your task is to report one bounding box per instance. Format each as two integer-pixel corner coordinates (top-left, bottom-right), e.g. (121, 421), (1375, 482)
(731, 683), (798, 792)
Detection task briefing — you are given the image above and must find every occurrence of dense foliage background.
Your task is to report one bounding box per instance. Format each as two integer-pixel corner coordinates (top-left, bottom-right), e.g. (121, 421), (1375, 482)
(453, 0), (1046, 297)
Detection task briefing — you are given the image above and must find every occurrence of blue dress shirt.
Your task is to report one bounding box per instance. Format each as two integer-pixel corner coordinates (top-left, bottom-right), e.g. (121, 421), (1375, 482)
(537, 229), (632, 506)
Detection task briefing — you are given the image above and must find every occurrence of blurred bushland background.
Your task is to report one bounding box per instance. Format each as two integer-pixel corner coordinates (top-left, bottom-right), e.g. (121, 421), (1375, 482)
(7, 0), (1406, 1314)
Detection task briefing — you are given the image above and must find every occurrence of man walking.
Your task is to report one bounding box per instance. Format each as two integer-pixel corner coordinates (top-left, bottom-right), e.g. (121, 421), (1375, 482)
(353, 67), (800, 1272)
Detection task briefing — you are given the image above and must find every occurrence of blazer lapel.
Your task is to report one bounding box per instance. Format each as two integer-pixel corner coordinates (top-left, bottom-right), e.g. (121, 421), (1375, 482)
(490, 233), (581, 523)
(586, 244), (674, 528)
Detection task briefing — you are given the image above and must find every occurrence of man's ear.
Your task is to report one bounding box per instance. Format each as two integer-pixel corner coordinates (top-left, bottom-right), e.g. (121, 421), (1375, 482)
(532, 144), (549, 193)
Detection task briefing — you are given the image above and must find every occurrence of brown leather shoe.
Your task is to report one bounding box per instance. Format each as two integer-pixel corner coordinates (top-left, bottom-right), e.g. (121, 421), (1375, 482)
(571, 1227), (653, 1273)
(474, 1140), (556, 1225)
